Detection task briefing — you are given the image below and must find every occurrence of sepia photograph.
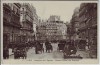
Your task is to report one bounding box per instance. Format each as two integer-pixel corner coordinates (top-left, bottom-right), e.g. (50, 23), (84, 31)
(1, 0), (98, 64)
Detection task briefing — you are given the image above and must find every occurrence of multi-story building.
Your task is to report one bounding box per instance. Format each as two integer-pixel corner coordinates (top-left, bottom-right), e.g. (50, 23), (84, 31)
(45, 21), (58, 41)
(3, 3), (21, 49)
(36, 16), (67, 42)
(56, 21), (67, 41)
(66, 22), (71, 40)
(70, 7), (80, 41)
(79, 3), (97, 58)
(36, 21), (46, 41)
(20, 3), (34, 43)
(3, 3), (39, 58)
(31, 5), (38, 41)
(79, 3), (97, 45)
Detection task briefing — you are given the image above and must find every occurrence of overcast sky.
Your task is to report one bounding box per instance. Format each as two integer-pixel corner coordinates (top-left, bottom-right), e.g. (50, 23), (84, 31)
(30, 1), (97, 23)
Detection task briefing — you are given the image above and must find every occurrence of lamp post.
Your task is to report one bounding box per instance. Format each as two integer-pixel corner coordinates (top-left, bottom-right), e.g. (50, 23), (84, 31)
(88, 27), (90, 49)
(11, 31), (14, 45)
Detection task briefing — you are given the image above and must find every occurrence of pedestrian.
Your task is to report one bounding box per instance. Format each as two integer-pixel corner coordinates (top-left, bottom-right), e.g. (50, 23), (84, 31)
(35, 41), (40, 54)
(46, 43), (53, 53)
(45, 41), (50, 46)
(3, 48), (9, 59)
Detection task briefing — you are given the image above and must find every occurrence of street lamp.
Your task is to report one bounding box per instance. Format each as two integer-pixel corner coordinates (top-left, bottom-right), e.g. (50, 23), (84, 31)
(87, 27), (90, 49)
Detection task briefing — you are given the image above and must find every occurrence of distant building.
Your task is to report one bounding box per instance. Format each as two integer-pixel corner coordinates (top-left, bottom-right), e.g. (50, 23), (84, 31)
(36, 16), (67, 42)
(56, 21), (67, 41)
(45, 21), (58, 41)
(36, 21), (46, 41)
(48, 15), (60, 22)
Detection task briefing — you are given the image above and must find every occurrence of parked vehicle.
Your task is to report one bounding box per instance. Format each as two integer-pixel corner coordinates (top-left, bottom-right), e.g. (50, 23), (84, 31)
(14, 48), (27, 59)
(46, 44), (53, 53)
(63, 41), (82, 59)
(57, 40), (66, 52)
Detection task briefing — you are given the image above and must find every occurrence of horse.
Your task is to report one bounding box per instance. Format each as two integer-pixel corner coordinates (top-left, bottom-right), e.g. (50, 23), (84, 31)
(35, 44), (44, 54)
(46, 44), (53, 53)
(57, 43), (65, 52)
(63, 44), (77, 56)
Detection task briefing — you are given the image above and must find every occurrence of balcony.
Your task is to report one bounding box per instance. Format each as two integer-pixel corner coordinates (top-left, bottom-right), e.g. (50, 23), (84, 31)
(3, 12), (11, 23)
(3, 4), (11, 11)
(11, 15), (21, 28)
(26, 19), (33, 25)
(12, 10), (20, 17)
(14, 3), (21, 8)
(79, 26), (87, 32)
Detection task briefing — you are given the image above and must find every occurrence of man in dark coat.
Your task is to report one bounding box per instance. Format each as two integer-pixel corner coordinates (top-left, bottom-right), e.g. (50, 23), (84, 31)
(45, 41), (51, 52)
(3, 48), (9, 59)
(45, 41), (50, 46)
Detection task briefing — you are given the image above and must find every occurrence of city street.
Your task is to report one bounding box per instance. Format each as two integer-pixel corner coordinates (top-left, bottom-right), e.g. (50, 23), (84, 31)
(3, 3), (97, 60)
(27, 43), (63, 59)
(9, 43), (90, 59)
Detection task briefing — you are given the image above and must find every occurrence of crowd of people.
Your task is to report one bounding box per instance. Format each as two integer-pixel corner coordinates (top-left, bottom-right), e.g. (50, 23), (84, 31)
(35, 41), (53, 54)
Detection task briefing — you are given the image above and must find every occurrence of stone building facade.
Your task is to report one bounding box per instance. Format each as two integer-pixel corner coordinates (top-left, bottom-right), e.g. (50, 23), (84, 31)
(20, 3), (34, 43)
(70, 7), (80, 41)
(36, 21), (46, 41)
(3, 3), (38, 49)
(79, 3), (97, 47)
(66, 3), (97, 58)
(3, 3), (21, 49)
(78, 3), (97, 58)
(36, 16), (67, 42)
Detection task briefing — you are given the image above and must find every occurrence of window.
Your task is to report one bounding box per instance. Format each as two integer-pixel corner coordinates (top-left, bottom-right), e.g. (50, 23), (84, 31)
(22, 8), (24, 11)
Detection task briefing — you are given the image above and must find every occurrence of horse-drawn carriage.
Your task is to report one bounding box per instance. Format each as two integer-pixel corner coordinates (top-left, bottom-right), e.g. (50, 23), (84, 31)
(57, 43), (65, 51)
(35, 42), (44, 54)
(57, 40), (66, 52)
(14, 44), (27, 59)
(14, 48), (27, 59)
(63, 41), (82, 59)
(45, 41), (53, 53)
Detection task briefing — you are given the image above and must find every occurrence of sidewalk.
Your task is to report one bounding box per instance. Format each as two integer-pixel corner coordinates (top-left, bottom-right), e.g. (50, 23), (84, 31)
(76, 50), (90, 58)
